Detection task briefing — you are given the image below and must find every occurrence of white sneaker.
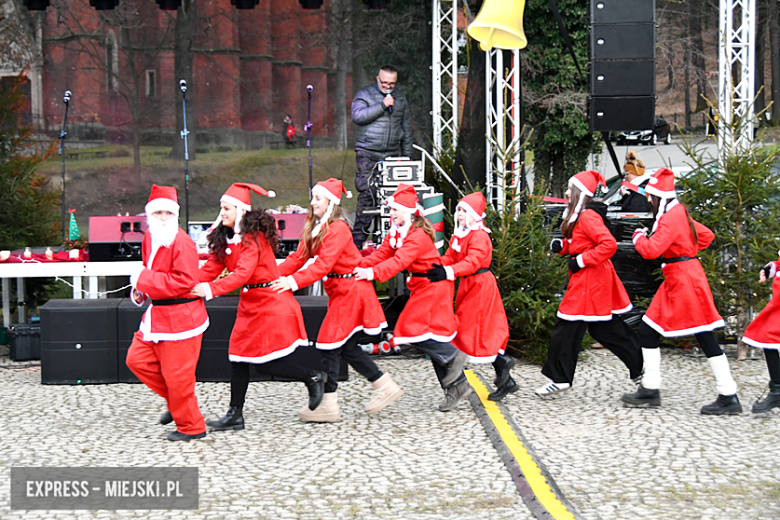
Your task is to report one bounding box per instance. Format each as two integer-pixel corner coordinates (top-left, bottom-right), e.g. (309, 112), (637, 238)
(535, 381), (571, 396)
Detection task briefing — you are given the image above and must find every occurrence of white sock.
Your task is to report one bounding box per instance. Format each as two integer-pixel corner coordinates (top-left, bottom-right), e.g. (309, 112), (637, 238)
(641, 348), (661, 390)
(708, 354), (738, 396)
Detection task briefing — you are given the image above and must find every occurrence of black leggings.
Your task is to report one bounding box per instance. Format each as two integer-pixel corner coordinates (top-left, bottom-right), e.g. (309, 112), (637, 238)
(636, 322), (723, 358)
(229, 357), (312, 408)
(320, 334), (383, 393)
(765, 349), (780, 385)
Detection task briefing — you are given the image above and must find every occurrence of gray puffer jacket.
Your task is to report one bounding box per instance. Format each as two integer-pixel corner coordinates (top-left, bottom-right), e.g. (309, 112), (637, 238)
(352, 82), (413, 158)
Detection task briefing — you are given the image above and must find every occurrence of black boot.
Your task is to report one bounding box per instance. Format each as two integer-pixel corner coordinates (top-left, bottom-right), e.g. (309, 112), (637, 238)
(752, 383), (780, 414)
(305, 371), (328, 411)
(159, 410), (173, 425)
(493, 355), (517, 389)
(167, 431), (206, 442)
(621, 385), (661, 407)
(488, 377), (518, 402)
(701, 394), (742, 415)
(207, 406), (245, 431)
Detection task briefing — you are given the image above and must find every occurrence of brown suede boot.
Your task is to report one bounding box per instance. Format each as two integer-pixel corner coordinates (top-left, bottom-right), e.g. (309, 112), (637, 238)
(365, 373), (404, 415)
(298, 391), (340, 422)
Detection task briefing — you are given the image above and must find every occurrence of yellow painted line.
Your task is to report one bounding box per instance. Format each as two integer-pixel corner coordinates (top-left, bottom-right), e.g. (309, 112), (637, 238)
(465, 370), (576, 520)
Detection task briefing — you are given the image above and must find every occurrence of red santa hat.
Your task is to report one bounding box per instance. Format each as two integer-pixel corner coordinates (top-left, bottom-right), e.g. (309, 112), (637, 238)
(220, 183), (276, 212)
(456, 192), (487, 223)
(312, 178), (352, 205)
(145, 184), (180, 217)
(645, 167), (677, 199)
(566, 170), (606, 224)
(385, 183), (423, 216)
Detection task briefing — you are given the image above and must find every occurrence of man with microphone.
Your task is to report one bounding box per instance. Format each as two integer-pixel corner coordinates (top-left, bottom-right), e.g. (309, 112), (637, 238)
(351, 65), (414, 249)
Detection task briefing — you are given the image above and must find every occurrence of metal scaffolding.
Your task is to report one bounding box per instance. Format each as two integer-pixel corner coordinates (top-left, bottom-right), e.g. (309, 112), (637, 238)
(432, 0), (459, 157)
(485, 49), (521, 210)
(718, 0), (755, 155)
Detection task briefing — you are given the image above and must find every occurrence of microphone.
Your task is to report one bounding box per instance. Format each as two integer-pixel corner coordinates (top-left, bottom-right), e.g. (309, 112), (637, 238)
(306, 85), (313, 94)
(63, 90), (72, 104)
(384, 89), (394, 114)
(179, 79), (187, 93)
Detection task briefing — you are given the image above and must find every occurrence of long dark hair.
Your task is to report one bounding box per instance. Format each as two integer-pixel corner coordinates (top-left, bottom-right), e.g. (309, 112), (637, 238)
(649, 196), (698, 246)
(560, 185), (590, 239)
(207, 208), (279, 263)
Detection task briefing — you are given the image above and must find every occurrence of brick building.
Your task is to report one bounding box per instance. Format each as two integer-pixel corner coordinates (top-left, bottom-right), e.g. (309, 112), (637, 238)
(19, 0), (350, 148)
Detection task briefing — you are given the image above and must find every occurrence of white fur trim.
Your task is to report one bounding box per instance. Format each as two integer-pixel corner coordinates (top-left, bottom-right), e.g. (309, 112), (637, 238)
(312, 184), (342, 205)
(569, 176), (594, 197)
(129, 264), (145, 289)
(445, 266), (455, 281)
(202, 283), (214, 301)
(145, 198), (180, 217)
(435, 240), (445, 249)
(456, 201), (483, 223)
(556, 311), (613, 322)
(451, 238), (461, 252)
(228, 339), (308, 364)
(742, 336), (780, 350)
(392, 331), (458, 344)
(267, 190), (276, 198)
(613, 303), (633, 314)
(468, 354), (498, 364)
(387, 199), (418, 214)
(632, 230), (646, 246)
(645, 184), (676, 199)
(651, 199), (679, 233)
(139, 314), (210, 343)
(576, 254), (585, 269)
(641, 314), (725, 337)
(366, 268), (375, 281)
(315, 322), (388, 350)
(286, 275), (299, 293)
(221, 195), (251, 212)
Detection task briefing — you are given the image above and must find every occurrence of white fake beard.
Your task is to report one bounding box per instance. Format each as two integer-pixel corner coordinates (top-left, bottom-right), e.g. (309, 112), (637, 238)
(147, 215), (179, 248)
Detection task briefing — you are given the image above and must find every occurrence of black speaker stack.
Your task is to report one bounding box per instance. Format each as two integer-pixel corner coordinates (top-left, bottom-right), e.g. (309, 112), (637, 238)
(41, 296), (347, 385)
(588, 0), (656, 132)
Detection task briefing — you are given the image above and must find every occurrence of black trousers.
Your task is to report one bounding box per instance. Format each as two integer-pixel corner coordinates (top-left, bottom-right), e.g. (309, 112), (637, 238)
(352, 151), (382, 249)
(229, 356), (312, 408)
(542, 316), (643, 385)
(411, 339), (466, 389)
(320, 334), (383, 393)
(636, 322), (724, 358)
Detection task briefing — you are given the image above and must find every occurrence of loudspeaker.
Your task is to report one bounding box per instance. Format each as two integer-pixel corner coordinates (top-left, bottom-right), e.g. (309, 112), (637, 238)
(590, 24), (655, 61)
(590, 0), (655, 24)
(198, 297), (247, 382)
(117, 299), (146, 383)
(590, 60), (655, 97)
(589, 96), (655, 132)
(41, 299), (120, 384)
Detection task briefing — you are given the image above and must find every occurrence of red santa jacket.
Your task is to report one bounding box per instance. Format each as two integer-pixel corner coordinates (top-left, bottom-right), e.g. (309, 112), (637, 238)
(743, 255), (780, 349)
(441, 229), (508, 362)
(134, 229), (209, 342)
(360, 226), (457, 344)
(634, 201), (724, 336)
(556, 209), (632, 321)
(278, 220), (386, 348)
(198, 232), (308, 362)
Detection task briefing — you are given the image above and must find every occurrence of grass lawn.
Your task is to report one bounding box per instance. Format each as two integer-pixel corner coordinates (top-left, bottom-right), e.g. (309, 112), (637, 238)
(39, 145), (359, 229)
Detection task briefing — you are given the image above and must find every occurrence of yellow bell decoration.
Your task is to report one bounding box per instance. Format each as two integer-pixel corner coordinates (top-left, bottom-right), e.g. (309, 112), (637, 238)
(467, 0), (528, 51)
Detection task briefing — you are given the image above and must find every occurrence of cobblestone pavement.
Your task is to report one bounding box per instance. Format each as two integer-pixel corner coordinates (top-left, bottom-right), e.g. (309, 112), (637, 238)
(0, 344), (778, 520)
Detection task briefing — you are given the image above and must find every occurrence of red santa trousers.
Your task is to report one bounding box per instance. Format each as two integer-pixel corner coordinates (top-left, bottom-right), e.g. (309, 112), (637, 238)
(126, 331), (205, 435)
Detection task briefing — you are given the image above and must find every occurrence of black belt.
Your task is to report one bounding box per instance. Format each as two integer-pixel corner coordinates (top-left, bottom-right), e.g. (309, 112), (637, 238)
(410, 272), (430, 278)
(244, 282), (273, 289)
(151, 297), (199, 306)
(327, 273), (355, 279)
(465, 267), (491, 277)
(663, 256), (698, 264)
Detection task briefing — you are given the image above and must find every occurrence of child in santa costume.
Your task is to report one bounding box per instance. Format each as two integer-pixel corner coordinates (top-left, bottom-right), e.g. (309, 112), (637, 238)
(425, 192), (515, 401)
(126, 185), (210, 442)
(270, 178), (402, 422)
(536, 170), (644, 398)
(742, 253), (780, 413)
(191, 183), (328, 431)
(353, 183), (471, 412)
(622, 167), (742, 414)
